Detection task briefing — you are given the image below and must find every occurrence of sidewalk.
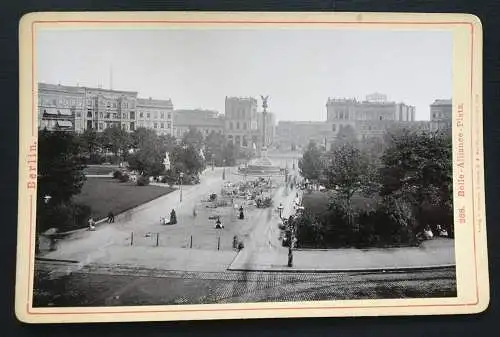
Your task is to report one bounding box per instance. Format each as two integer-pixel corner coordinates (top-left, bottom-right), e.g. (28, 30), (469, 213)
(228, 238), (455, 272)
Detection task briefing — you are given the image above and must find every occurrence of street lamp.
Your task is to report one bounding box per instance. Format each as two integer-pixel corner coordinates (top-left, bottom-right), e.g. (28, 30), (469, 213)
(287, 218), (295, 267)
(179, 172), (184, 203)
(278, 203), (284, 219)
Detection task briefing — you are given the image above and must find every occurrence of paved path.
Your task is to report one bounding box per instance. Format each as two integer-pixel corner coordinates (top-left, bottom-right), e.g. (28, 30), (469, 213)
(229, 238), (455, 272)
(43, 167), (230, 263)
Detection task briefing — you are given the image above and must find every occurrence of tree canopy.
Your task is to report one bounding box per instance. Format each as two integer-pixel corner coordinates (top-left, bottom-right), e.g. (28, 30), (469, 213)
(38, 129), (87, 205)
(298, 141), (323, 182)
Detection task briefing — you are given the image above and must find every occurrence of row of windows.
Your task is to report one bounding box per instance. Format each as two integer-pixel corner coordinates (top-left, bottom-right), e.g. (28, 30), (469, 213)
(432, 112), (451, 120)
(229, 121), (248, 130)
(138, 122), (172, 129)
(40, 96), (83, 108)
(87, 98), (135, 109)
(138, 111), (172, 120)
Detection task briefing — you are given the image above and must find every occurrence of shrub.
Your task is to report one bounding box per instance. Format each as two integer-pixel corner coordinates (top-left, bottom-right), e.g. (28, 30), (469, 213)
(113, 170), (123, 179)
(39, 202), (92, 233)
(118, 173), (130, 183)
(356, 197), (417, 248)
(137, 175), (150, 186)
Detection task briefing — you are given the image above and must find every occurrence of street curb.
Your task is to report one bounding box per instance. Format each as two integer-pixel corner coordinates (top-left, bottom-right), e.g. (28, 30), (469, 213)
(226, 264), (456, 273)
(35, 257), (80, 264)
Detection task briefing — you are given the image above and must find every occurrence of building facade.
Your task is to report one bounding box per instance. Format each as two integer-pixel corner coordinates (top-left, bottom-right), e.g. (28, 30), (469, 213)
(224, 96), (276, 150)
(84, 86), (138, 133)
(38, 83), (174, 136)
(430, 99), (452, 132)
(38, 83), (86, 133)
(136, 98), (174, 136)
(276, 94), (428, 150)
(173, 109), (225, 139)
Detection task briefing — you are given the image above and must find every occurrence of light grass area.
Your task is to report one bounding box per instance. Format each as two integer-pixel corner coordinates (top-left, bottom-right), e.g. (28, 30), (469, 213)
(83, 165), (118, 175)
(73, 178), (175, 220)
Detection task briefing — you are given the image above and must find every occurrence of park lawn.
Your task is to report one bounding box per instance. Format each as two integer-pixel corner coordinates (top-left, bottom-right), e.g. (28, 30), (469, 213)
(83, 165), (118, 175)
(302, 190), (380, 217)
(73, 178), (175, 220)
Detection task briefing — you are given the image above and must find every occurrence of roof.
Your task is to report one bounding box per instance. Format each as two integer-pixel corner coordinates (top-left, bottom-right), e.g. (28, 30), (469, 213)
(431, 99), (452, 105)
(137, 97), (173, 108)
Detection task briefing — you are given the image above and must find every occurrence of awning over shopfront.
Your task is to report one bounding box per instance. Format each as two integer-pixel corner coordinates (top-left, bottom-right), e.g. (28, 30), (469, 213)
(56, 120), (73, 128)
(43, 108), (58, 115)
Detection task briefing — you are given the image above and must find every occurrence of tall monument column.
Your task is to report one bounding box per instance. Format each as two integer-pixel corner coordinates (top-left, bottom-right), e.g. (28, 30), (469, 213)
(260, 95), (269, 156)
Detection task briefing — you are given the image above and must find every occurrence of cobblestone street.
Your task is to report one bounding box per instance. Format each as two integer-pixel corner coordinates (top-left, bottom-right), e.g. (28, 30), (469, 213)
(34, 261), (456, 307)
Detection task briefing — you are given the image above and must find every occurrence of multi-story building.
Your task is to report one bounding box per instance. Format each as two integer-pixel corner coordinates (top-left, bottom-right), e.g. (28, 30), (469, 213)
(276, 94), (428, 150)
(275, 121), (332, 151)
(38, 83), (175, 136)
(38, 83), (86, 132)
(326, 93), (420, 141)
(84, 86), (138, 133)
(137, 97), (174, 136)
(224, 96), (276, 150)
(173, 109), (225, 139)
(430, 99), (452, 132)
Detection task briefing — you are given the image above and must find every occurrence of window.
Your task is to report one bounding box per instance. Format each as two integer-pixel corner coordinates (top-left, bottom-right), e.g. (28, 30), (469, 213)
(379, 116), (383, 120)
(106, 113), (110, 119)
(130, 111), (135, 119)
(236, 122), (240, 129)
(332, 124), (336, 131)
(99, 112), (103, 118)
(243, 122), (247, 130)
(161, 112), (165, 119)
(122, 113), (127, 119)
(86, 120), (93, 129)
(113, 113), (118, 119)
(98, 123), (103, 130)
(154, 112), (158, 119)
(76, 111), (81, 118)
(130, 122), (135, 131)
(113, 102), (117, 108)
(87, 110), (92, 118)
(168, 112), (172, 119)
(161, 123), (164, 129)
(139, 112), (143, 118)
(154, 123), (158, 129)
(167, 122), (171, 128)
(147, 113), (151, 119)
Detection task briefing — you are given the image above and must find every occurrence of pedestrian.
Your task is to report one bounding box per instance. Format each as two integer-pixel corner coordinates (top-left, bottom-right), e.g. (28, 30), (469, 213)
(107, 211), (115, 223)
(88, 217), (96, 231)
(215, 216), (223, 229)
(170, 209), (177, 225)
(239, 205), (244, 220)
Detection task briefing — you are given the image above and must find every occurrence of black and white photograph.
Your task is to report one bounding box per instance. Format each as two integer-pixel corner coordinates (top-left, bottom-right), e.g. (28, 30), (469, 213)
(15, 12), (488, 323)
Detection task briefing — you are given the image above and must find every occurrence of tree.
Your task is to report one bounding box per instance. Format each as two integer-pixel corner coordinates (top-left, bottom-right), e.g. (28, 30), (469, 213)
(169, 144), (204, 176)
(221, 141), (237, 166)
(38, 129), (87, 205)
(78, 128), (101, 162)
(380, 130), (452, 232)
(127, 128), (165, 177)
(130, 127), (158, 151)
(37, 130), (88, 235)
(333, 124), (358, 148)
(324, 142), (375, 227)
(182, 126), (204, 150)
(204, 131), (225, 166)
(101, 125), (130, 162)
(298, 141), (323, 182)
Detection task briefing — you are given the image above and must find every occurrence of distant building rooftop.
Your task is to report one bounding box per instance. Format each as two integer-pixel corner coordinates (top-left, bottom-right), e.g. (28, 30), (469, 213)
(431, 99), (452, 105)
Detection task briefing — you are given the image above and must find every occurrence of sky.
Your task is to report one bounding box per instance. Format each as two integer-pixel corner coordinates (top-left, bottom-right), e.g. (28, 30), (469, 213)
(37, 28), (452, 121)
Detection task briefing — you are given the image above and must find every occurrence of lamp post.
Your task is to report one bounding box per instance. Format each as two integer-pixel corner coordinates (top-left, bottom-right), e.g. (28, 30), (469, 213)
(287, 217), (295, 267)
(179, 172), (184, 203)
(278, 203), (284, 219)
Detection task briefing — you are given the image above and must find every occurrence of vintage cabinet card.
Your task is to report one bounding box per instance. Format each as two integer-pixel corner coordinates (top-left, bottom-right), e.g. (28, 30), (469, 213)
(16, 11), (487, 323)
